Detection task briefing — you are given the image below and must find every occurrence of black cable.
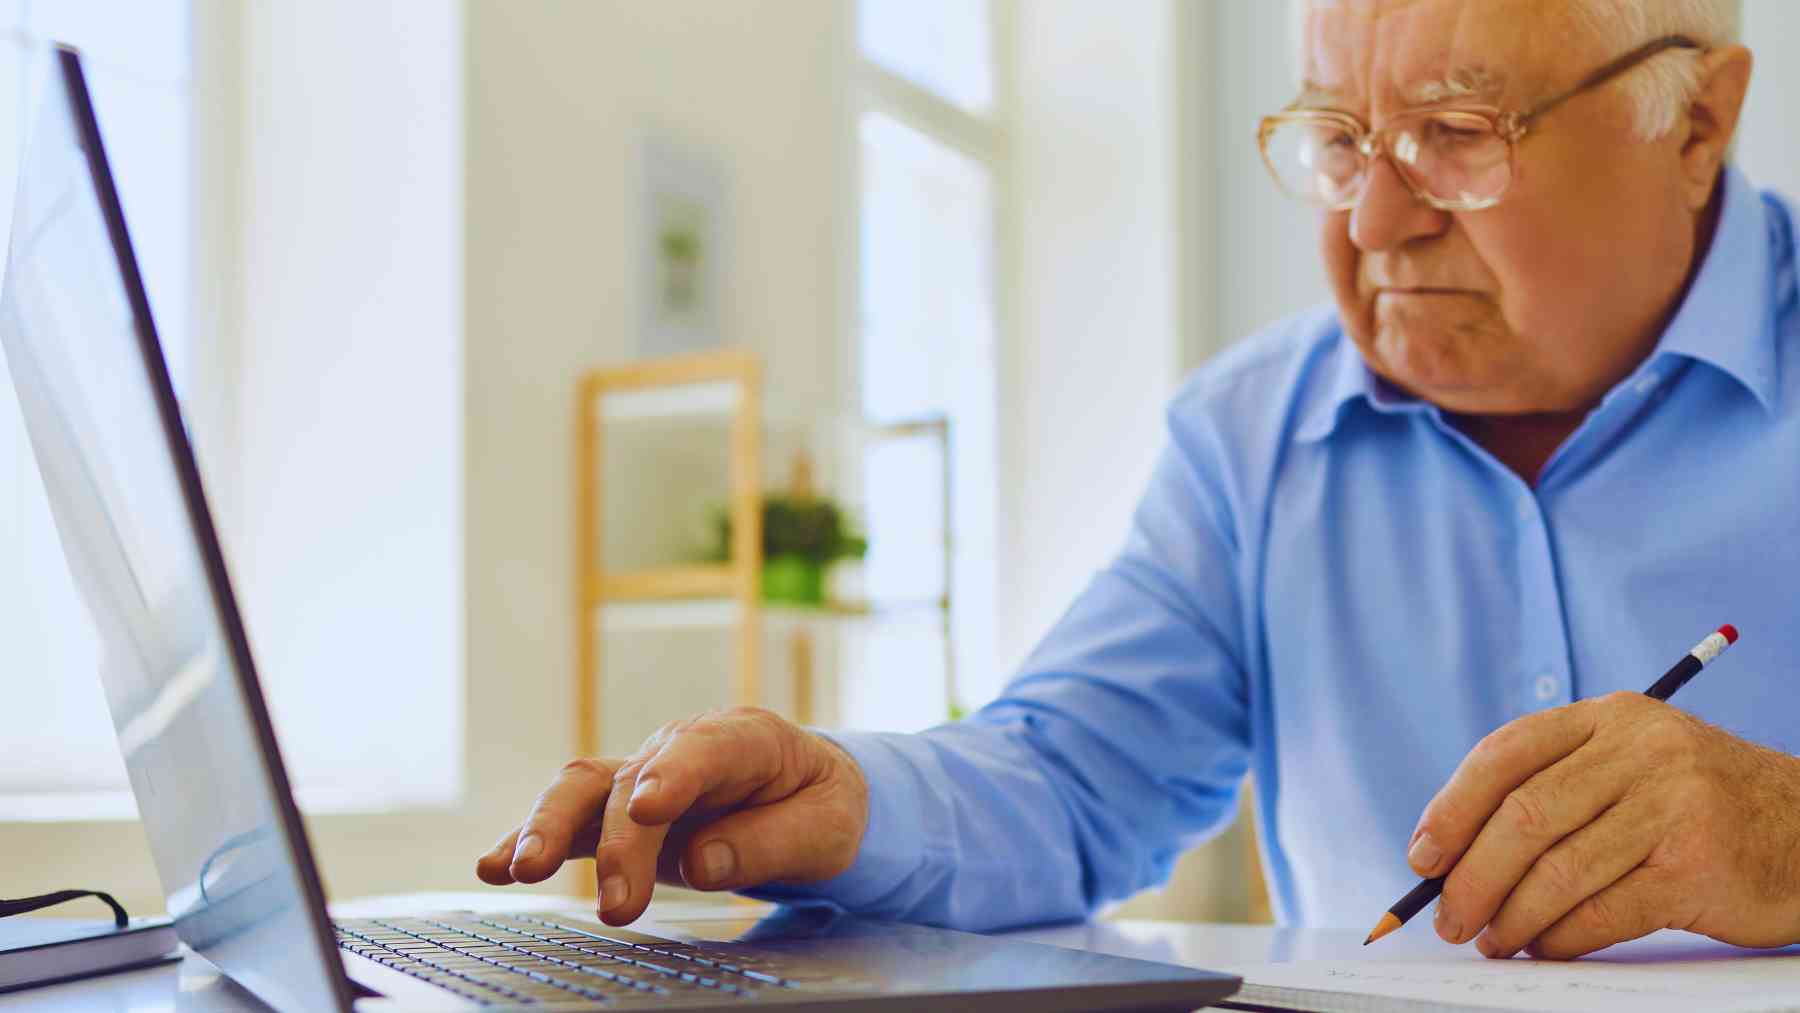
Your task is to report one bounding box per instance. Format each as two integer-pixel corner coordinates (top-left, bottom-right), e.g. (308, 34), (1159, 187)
(0, 889), (129, 928)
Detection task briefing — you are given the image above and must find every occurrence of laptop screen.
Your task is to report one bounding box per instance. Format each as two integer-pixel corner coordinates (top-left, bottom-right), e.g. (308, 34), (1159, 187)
(0, 48), (347, 1011)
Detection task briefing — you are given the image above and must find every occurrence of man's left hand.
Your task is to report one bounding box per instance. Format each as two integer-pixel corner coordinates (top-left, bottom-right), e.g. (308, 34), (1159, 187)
(1408, 690), (1800, 959)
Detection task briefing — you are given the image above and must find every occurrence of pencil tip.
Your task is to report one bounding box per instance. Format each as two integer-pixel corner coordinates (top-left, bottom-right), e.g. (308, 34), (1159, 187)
(1364, 912), (1402, 946)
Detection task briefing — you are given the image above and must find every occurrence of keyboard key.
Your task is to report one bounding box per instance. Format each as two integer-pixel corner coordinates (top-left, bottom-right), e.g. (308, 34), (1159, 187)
(337, 912), (789, 1005)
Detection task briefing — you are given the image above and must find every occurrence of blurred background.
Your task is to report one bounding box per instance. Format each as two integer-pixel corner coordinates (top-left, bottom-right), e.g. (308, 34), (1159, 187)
(3, 0), (1798, 926)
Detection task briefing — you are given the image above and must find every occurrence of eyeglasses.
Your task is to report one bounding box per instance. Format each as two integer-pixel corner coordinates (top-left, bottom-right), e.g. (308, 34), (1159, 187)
(1257, 35), (1701, 212)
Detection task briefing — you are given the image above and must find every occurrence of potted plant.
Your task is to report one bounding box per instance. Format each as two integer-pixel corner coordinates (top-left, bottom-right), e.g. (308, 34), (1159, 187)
(707, 496), (868, 606)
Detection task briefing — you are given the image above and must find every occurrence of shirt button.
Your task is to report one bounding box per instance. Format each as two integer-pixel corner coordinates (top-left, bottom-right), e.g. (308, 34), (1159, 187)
(1533, 673), (1559, 703)
(1516, 496), (1534, 521)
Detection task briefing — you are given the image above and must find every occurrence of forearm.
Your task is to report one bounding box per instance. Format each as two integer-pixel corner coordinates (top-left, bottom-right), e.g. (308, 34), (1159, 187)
(750, 426), (1257, 929)
(751, 587), (1252, 928)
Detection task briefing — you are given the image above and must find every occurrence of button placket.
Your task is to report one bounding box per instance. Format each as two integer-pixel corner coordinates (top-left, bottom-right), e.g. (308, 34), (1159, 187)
(1514, 490), (1573, 712)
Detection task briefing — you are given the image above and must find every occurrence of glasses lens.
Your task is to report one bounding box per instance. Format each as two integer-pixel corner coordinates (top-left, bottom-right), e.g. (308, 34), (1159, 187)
(1262, 116), (1364, 208)
(1389, 111), (1512, 210)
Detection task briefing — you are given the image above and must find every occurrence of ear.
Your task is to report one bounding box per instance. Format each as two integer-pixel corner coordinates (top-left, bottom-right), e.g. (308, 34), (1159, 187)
(1678, 44), (1752, 211)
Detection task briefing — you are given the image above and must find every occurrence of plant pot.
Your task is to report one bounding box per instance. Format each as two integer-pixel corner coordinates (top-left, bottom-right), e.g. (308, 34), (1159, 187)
(761, 554), (825, 605)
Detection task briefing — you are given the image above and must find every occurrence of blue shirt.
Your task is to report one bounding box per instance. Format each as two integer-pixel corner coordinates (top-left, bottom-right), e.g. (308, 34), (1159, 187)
(759, 166), (1800, 931)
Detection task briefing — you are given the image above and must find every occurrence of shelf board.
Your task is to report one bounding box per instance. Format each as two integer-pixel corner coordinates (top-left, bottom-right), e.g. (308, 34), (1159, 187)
(597, 598), (942, 634)
(598, 380), (739, 422)
(596, 565), (738, 603)
(602, 599), (741, 632)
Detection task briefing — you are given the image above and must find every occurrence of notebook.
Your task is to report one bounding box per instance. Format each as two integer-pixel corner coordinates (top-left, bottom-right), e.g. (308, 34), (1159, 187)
(0, 916), (180, 994)
(1224, 932), (1800, 1013)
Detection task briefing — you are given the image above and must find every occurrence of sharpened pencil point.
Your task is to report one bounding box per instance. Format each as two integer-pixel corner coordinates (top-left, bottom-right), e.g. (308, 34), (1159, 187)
(1364, 912), (1402, 946)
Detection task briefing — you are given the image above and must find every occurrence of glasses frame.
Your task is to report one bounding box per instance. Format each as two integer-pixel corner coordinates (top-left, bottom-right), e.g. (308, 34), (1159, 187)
(1257, 34), (1702, 212)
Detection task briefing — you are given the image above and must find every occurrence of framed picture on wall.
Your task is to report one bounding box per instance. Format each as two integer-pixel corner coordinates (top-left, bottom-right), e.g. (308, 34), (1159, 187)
(638, 131), (729, 359)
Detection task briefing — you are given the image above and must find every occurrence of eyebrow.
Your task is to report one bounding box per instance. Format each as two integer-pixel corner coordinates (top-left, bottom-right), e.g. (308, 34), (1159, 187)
(1293, 83), (1344, 109)
(1402, 66), (1507, 105)
(1295, 65), (1509, 110)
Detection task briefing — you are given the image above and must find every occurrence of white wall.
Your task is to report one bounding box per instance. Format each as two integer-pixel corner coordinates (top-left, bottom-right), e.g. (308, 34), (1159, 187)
(461, 0), (850, 896)
(232, 0), (465, 813)
(997, 0), (1184, 676)
(997, 0), (1258, 924)
(1736, 1), (1800, 200)
(1203, 2), (1330, 356)
(0, 0), (468, 914)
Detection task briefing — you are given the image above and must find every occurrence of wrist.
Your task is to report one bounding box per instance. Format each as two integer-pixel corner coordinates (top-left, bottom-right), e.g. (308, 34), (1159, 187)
(807, 728), (871, 869)
(1771, 750), (1800, 944)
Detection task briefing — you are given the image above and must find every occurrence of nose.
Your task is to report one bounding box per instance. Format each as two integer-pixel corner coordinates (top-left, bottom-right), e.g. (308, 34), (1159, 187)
(1348, 154), (1451, 252)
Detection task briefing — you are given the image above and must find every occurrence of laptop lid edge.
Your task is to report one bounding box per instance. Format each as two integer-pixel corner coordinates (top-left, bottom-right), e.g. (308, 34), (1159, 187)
(52, 44), (356, 1013)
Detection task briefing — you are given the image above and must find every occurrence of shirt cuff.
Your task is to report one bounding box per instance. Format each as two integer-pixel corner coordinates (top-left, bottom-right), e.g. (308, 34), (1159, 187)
(740, 729), (924, 913)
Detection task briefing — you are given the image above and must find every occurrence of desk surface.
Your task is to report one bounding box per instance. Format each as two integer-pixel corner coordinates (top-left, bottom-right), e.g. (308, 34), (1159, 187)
(0, 891), (1504, 1011)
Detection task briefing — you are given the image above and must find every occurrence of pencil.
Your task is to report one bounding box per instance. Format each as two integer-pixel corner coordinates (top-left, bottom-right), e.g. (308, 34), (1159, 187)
(1363, 623), (1739, 946)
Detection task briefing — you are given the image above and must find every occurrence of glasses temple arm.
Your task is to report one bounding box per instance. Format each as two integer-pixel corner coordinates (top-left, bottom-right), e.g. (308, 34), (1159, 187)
(1514, 34), (1702, 133)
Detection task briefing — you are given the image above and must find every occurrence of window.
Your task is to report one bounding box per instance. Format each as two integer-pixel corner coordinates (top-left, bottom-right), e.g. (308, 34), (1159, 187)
(857, 0), (994, 115)
(0, 2), (193, 819)
(847, 0), (1001, 731)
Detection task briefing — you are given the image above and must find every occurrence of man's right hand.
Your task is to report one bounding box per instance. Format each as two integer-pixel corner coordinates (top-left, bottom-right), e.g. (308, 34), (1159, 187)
(474, 707), (869, 926)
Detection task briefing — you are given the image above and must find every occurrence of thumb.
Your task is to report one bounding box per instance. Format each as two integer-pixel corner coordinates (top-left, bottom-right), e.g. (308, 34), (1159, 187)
(678, 778), (868, 891)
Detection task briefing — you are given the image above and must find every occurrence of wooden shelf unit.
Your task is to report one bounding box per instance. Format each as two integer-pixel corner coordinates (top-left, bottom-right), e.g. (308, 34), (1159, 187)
(577, 348), (763, 760)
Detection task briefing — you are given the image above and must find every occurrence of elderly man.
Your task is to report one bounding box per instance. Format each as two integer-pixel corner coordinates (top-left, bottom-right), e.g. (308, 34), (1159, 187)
(480, 0), (1792, 961)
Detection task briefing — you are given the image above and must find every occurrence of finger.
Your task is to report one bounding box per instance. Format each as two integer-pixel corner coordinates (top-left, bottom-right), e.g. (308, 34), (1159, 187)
(1470, 797), (1654, 957)
(1435, 742), (1637, 944)
(478, 818), (607, 885)
(476, 828), (522, 885)
(594, 760), (674, 925)
(627, 709), (810, 827)
(509, 758), (618, 884)
(1410, 699), (1604, 878)
(1523, 865), (1679, 960)
(676, 776), (867, 891)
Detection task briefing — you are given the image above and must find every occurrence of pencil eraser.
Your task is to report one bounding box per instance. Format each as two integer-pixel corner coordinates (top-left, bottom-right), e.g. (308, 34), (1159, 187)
(1719, 624), (1739, 645)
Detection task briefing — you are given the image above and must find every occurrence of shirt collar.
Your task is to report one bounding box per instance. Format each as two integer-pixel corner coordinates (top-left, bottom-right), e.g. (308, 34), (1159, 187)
(1295, 164), (1781, 446)
(1293, 332), (1383, 444)
(1652, 164), (1780, 414)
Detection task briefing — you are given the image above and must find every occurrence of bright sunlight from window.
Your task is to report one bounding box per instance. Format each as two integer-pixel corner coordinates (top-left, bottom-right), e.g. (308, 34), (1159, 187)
(857, 0), (994, 114)
(850, 3), (1000, 731)
(0, 3), (194, 820)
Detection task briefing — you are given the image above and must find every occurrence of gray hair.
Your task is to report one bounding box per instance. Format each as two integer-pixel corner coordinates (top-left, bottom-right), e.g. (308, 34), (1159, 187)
(1291, 0), (1742, 139)
(1571, 0), (1740, 138)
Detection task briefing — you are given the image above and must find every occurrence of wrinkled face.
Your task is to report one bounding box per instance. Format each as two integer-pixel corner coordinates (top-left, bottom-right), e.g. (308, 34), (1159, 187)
(1303, 0), (1700, 414)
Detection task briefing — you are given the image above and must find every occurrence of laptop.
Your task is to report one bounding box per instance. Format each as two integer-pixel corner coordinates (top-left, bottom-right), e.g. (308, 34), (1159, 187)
(0, 46), (1242, 1011)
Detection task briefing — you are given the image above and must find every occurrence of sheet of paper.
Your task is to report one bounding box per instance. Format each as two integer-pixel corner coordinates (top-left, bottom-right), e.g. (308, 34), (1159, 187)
(1229, 939), (1800, 1013)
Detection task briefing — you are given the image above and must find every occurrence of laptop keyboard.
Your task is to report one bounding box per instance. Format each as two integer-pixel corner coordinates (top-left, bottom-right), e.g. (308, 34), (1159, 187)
(335, 912), (804, 1006)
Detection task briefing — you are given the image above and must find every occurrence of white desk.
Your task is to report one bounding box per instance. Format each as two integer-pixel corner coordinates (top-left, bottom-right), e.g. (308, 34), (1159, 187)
(0, 891), (1474, 1011)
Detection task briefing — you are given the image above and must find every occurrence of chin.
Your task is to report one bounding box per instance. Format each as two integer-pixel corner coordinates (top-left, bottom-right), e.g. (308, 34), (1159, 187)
(1361, 323), (1538, 414)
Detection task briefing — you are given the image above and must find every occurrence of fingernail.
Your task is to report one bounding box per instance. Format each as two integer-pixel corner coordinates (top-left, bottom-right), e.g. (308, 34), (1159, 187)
(631, 776), (661, 803)
(512, 833), (543, 864)
(600, 875), (629, 911)
(1407, 833), (1442, 875)
(700, 840), (736, 885)
(1435, 903), (1462, 944)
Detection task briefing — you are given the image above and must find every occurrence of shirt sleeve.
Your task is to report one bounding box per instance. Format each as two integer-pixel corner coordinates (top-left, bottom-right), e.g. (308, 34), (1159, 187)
(748, 407), (1254, 931)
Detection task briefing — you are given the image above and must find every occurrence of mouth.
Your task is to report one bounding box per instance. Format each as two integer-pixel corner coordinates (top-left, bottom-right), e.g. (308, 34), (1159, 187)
(1377, 286), (1474, 296)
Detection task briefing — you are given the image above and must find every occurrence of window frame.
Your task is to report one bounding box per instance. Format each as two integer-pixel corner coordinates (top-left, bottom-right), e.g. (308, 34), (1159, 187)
(846, 0), (1012, 717)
